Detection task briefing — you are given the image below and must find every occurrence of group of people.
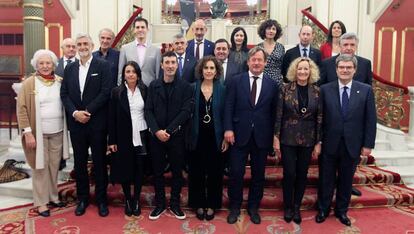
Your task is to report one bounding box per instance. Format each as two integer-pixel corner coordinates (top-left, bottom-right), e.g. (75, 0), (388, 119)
(16, 17), (376, 228)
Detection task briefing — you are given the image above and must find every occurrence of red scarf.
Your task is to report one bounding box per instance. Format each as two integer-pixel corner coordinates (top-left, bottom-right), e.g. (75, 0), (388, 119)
(38, 72), (55, 80)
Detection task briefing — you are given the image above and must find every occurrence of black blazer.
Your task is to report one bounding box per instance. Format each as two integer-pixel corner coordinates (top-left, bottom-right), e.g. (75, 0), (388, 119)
(221, 57), (243, 85)
(60, 57), (112, 131)
(319, 55), (372, 86)
(320, 81), (376, 158)
(160, 54), (197, 83)
(55, 57), (79, 77)
(281, 45), (322, 78)
(274, 82), (322, 147)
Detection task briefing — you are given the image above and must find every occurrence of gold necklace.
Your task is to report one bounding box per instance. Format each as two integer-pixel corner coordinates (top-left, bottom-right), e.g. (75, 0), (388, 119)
(36, 75), (55, 87)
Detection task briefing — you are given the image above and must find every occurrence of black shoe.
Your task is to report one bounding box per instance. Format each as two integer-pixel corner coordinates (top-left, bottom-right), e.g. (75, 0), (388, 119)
(195, 208), (205, 220)
(132, 200), (141, 216)
(48, 201), (66, 208)
(293, 209), (302, 224)
(98, 203), (109, 217)
(149, 206), (166, 220)
(124, 200), (132, 216)
(315, 210), (329, 223)
(74, 201), (88, 216)
(284, 208), (293, 223)
(205, 208), (215, 221)
(248, 209), (261, 224)
(351, 187), (362, 196)
(335, 213), (351, 226)
(227, 209), (240, 224)
(170, 206), (186, 219)
(38, 209), (50, 217)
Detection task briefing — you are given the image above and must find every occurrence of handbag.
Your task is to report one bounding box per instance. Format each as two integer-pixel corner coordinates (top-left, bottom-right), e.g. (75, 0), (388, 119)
(0, 159), (30, 183)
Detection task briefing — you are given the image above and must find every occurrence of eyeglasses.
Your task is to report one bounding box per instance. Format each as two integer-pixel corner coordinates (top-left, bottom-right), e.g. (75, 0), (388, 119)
(337, 66), (355, 70)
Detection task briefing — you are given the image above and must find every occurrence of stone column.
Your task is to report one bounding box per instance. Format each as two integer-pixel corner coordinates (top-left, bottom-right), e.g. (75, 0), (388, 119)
(23, 0), (45, 75)
(408, 87), (414, 141)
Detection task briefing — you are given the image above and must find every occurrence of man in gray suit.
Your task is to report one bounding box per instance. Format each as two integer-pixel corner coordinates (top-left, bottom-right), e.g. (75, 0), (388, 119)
(118, 17), (161, 86)
(55, 38), (77, 77)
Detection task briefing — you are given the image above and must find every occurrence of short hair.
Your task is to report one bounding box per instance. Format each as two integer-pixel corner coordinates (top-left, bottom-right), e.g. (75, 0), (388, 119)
(335, 54), (358, 69)
(286, 57), (320, 84)
(30, 49), (58, 70)
(173, 33), (185, 41)
(195, 55), (223, 81)
(230, 27), (249, 52)
(98, 28), (115, 39)
(327, 20), (346, 44)
(75, 33), (93, 44)
(214, 38), (230, 49)
(121, 61), (143, 86)
(161, 51), (177, 63)
(133, 17), (148, 28)
(339, 32), (359, 45)
(60, 38), (75, 49)
(257, 19), (283, 41)
(247, 46), (268, 61)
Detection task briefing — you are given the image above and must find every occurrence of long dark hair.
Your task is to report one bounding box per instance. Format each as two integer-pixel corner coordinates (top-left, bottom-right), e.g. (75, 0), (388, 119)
(327, 20), (346, 44)
(230, 27), (249, 52)
(121, 61), (146, 97)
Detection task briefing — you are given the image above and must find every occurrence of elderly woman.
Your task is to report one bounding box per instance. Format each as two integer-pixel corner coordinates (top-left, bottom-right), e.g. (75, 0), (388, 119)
(188, 56), (228, 221)
(320, 20), (347, 60)
(229, 27), (249, 71)
(257, 19), (285, 87)
(273, 57), (322, 224)
(108, 61), (148, 217)
(17, 49), (69, 217)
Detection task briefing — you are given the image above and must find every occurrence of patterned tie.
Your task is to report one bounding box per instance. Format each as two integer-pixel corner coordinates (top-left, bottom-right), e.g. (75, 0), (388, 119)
(178, 56), (183, 78)
(195, 41), (202, 60)
(302, 48), (308, 57)
(251, 76), (259, 106)
(341, 86), (349, 118)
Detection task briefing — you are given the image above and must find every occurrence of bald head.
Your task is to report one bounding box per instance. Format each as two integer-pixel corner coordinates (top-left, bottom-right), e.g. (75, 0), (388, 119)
(192, 19), (207, 41)
(61, 38), (76, 59)
(299, 25), (314, 47)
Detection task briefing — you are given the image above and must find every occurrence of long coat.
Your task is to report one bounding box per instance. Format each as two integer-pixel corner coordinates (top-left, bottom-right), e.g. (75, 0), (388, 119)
(108, 83), (147, 183)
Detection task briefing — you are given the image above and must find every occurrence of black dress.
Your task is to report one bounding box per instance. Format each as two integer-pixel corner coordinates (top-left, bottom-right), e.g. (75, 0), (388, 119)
(188, 91), (223, 209)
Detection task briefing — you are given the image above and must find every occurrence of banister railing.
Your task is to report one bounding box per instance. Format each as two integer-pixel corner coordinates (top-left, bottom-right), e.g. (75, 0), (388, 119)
(301, 7), (408, 130)
(112, 6), (143, 49)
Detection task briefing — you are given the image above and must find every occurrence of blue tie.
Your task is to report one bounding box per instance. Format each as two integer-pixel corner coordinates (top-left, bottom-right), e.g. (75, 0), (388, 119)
(341, 86), (349, 118)
(178, 56), (183, 78)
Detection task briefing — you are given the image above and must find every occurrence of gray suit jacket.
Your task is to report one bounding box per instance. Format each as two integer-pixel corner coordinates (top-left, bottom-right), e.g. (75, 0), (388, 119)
(118, 41), (161, 86)
(55, 57), (78, 78)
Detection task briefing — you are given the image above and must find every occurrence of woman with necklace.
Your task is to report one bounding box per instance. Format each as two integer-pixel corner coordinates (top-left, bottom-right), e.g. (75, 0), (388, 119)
(17, 49), (69, 217)
(273, 57), (322, 224)
(320, 20), (347, 60)
(229, 27), (249, 72)
(188, 56), (228, 221)
(257, 19), (285, 87)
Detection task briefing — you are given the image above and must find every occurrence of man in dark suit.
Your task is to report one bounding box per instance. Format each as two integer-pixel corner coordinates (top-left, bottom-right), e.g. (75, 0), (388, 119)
(315, 54), (376, 226)
(186, 19), (214, 60)
(170, 33), (197, 83)
(55, 38), (77, 77)
(213, 38), (243, 85)
(319, 32), (372, 86)
(92, 28), (119, 87)
(224, 47), (279, 225)
(60, 33), (112, 217)
(281, 25), (322, 79)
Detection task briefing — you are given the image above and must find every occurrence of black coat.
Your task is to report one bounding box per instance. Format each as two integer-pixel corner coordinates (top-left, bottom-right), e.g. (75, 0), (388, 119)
(108, 83), (147, 183)
(281, 45), (322, 79)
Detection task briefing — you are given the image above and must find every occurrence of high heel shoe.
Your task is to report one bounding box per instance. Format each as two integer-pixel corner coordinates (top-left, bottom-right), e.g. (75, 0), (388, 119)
(205, 208), (215, 221)
(124, 199), (133, 216)
(195, 208), (205, 220)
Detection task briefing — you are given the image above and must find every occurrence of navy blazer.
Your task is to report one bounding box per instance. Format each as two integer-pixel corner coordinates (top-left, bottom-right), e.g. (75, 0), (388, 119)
(60, 57), (112, 132)
(55, 57), (79, 77)
(319, 55), (372, 86)
(186, 39), (215, 59)
(320, 81), (376, 158)
(92, 48), (120, 87)
(281, 45), (322, 78)
(221, 57), (243, 85)
(224, 72), (279, 149)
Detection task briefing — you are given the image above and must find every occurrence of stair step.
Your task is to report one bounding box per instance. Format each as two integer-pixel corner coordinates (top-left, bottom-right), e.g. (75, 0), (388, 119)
(381, 165), (414, 185)
(372, 150), (414, 167)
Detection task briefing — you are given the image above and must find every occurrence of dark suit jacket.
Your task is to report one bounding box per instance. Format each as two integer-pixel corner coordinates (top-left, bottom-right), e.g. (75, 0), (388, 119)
(319, 55), (372, 86)
(274, 82), (322, 147)
(281, 45), (322, 78)
(320, 81), (376, 158)
(221, 57), (243, 85)
(186, 39), (215, 58)
(224, 72), (279, 149)
(93, 48), (120, 87)
(160, 54), (197, 83)
(60, 57), (112, 132)
(55, 57), (78, 77)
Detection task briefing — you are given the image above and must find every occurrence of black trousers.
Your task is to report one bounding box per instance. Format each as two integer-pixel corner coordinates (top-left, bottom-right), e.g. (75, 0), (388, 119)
(70, 129), (108, 204)
(121, 147), (145, 202)
(228, 136), (267, 211)
(150, 135), (185, 208)
(318, 138), (359, 215)
(281, 144), (313, 209)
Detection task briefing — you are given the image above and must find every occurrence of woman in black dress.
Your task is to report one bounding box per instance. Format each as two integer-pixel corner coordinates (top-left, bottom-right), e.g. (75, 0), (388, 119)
(108, 61), (148, 217)
(188, 56), (228, 220)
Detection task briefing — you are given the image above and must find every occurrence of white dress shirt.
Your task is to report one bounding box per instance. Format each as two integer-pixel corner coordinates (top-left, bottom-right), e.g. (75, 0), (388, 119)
(63, 56), (76, 68)
(222, 58), (228, 80)
(126, 83), (148, 147)
(299, 44), (311, 57)
(248, 71), (263, 105)
(193, 39), (205, 59)
(338, 80), (352, 106)
(78, 56), (93, 98)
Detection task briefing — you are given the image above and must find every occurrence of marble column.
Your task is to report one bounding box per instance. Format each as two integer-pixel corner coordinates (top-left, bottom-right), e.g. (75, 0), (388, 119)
(23, 0), (45, 75)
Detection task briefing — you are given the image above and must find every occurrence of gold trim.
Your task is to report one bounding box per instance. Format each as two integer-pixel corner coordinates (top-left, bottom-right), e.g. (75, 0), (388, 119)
(0, 23), (23, 27)
(399, 27), (414, 84)
(22, 3), (43, 9)
(377, 27), (397, 82)
(23, 16), (44, 22)
(44, 23), (63, 53)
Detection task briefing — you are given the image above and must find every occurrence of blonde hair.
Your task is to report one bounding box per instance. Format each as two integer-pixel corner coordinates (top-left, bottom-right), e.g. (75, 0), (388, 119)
(286, 57), (320, 84)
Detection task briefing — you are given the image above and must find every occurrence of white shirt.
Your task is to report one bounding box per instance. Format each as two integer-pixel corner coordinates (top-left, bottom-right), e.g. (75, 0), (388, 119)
(175, 52), (186, 71)
(222, 58), (228, 80)
(36, 78), (63, 134)
(63, 56), (76, 68)
(126, 83), (148, 147)
(78, 56), (93, 98)
(299, 44), (311, 57)
(338, 80), (352, 106)
(248, 71), (263, 105)
(193, 39), (205, 59)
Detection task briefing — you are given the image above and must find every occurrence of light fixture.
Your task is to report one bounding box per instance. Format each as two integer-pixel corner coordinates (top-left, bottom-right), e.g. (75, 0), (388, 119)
(246, 0), (258, 6)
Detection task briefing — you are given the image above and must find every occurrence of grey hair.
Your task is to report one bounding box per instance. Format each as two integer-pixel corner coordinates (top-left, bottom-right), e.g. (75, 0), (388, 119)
(76, 32), (94, 44)
(30, 49), (58, 70)
(60, 38), (75, 49)
(98, 28), (115, 39)
(335, 54), (358, 69)
(173, 33), (185, 40)
(248, 46), (268, 61)
(339, 32), (359, 45)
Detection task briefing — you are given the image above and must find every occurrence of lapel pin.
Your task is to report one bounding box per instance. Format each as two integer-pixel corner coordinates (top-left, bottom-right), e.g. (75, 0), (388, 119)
(357, 90), (360, 93)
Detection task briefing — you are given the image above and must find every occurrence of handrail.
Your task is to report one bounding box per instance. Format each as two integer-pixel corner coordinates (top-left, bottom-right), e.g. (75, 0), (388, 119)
(301, 7), (408, 94)
(112, 7), (143, 48)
